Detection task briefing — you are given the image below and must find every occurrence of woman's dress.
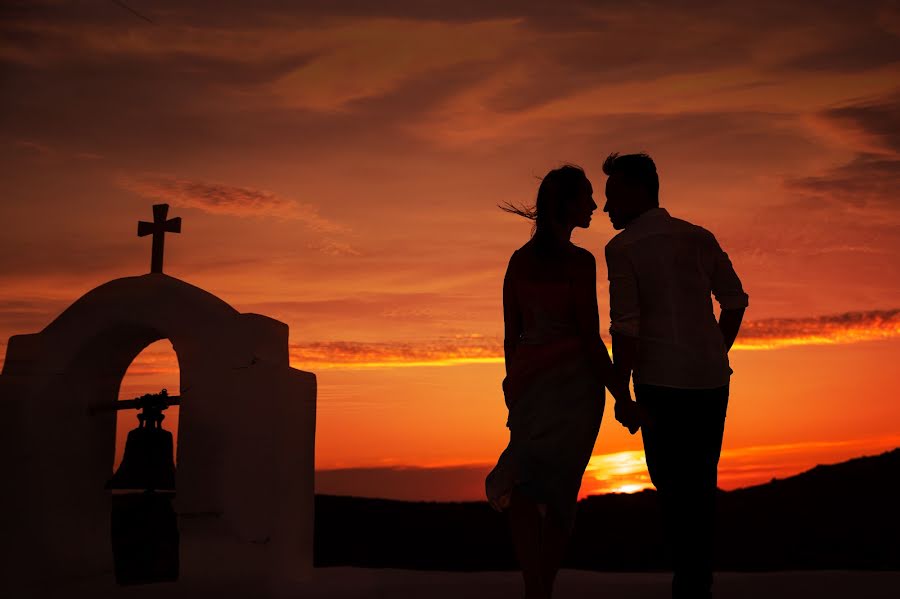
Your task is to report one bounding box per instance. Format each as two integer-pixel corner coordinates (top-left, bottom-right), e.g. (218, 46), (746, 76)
(485, 244), (605, 533)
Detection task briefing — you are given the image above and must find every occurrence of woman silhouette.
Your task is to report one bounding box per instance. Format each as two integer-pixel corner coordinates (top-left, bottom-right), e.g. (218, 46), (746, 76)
(486, 165), (635, 598)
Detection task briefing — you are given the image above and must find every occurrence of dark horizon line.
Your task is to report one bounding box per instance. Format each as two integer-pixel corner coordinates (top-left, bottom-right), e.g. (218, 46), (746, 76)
(312, 446), (900, 504)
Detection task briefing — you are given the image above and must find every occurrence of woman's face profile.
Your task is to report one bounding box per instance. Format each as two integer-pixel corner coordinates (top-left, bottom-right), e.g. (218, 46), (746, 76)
(567, 178), (598, 230)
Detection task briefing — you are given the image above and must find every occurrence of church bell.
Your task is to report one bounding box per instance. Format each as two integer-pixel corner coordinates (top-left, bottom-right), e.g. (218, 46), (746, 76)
(107, 390), (177, 491)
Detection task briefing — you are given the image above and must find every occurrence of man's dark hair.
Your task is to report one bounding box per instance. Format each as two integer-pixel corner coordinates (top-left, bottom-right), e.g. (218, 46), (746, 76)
(602, 152), (659, 204)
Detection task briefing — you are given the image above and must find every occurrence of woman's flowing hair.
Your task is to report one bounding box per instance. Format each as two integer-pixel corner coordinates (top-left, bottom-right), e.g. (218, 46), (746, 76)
(499, 164), (587, 239)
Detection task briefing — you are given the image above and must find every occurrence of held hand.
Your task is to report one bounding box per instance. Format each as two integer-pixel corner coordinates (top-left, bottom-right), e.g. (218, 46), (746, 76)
(614, 399), (642, 435)
(488, 492), (511, 512)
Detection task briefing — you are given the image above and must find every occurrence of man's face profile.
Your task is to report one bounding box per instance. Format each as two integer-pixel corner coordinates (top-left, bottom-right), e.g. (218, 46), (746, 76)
(603, 174), (647, 230)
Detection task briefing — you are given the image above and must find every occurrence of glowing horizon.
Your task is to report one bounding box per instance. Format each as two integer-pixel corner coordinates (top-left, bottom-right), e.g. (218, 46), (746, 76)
(105, 333), (900, 500)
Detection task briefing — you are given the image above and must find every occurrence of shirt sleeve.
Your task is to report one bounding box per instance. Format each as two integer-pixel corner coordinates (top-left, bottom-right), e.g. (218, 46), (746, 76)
(706, 232), (749, 310)
(605, 242), (641, 337)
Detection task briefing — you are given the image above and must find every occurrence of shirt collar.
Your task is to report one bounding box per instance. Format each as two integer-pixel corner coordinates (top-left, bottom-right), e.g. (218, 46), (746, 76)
(626, 207), (668, 228)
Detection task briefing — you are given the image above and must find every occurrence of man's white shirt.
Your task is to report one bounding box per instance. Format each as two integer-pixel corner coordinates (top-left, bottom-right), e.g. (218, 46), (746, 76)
(605, 207), (749, 389)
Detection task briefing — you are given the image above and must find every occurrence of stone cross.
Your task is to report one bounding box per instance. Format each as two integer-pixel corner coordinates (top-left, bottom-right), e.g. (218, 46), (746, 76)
(137, 204), (181, 274)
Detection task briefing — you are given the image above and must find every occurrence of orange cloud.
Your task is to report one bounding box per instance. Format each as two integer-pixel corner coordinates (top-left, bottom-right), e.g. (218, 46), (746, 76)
(289, 336), (503, 369)
(118, 173), (347, 233)
(291, 309), (900, 368)
(25, 309), (897, 378)
(733, 309), (900, 350)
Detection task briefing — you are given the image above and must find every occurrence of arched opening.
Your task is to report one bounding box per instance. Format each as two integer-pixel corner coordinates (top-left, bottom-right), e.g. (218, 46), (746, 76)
(109, 339), (181, 585)
(114, 339), (181, 472)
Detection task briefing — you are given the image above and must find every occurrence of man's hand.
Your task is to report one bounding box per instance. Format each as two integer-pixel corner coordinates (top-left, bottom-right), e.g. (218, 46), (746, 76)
(614, 398), (641, 434)
(719, 307), (745, 353)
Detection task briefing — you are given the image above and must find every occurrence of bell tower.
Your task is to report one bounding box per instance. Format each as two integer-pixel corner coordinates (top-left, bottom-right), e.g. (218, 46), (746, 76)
(0, 206), (317, 594)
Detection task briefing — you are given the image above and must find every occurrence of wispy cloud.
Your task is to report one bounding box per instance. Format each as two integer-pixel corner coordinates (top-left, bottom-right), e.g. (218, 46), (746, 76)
(289, 335), (503, 369)
(290, 309), (900, 368)
(786, 155), (900, 210)
(117, 173), (346, 232)
(304, 239), (361, 257)
(0, 298), (75, 341)
(786, 92), (900, 226)
(5, 307), (896, 374)
(734, 309), (900, 350)
(14, 140), (53, 156)
(816, 91), (900, 155)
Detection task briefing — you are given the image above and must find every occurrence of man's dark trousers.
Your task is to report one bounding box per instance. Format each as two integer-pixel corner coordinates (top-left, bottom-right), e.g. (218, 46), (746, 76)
(635, 383), (729, 599)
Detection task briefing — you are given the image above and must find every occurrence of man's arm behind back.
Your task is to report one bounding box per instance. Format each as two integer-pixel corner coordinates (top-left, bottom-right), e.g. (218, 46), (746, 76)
(703, 228), (749, 352)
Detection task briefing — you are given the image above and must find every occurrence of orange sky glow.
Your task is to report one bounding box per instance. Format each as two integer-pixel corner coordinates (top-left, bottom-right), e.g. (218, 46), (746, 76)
(1, 1), (899, 501)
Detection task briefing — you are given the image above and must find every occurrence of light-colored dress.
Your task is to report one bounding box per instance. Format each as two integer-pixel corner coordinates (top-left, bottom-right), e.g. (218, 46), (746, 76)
(485, 242), (605, 533)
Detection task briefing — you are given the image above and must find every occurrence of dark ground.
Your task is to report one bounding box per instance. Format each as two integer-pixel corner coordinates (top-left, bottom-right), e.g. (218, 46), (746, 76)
(314, 448), (900, 571)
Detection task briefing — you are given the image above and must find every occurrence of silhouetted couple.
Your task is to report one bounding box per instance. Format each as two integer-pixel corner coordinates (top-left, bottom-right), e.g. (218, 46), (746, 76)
(486, 153), (748, 599)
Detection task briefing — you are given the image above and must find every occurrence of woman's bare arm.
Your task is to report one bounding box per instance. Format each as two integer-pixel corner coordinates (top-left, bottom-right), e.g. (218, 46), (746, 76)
(571, 250), (630, 402)
(503, 252), (523, 375)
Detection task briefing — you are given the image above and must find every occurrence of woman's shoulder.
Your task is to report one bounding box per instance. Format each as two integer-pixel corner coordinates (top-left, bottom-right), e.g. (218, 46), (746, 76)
(569, 243), (595, 260)
(505, 244), (529, 276)
(514, 239), (596, 264)
(511, 239), (536, 261)
(568, 243), (597, 268)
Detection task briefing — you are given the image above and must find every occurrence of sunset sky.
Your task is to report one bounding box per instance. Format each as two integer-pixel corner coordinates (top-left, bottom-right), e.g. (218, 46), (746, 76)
(1, 1), (899, 500)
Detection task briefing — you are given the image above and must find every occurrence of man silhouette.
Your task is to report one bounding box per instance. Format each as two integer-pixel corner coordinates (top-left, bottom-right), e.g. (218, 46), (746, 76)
(602, 153), (748, 599)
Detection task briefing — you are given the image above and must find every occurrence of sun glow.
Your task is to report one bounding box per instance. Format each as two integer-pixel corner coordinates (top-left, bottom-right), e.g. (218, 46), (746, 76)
(576, 435), (900, 499)
(581, 450), (653, 497)
(607, 483), (648, 494)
